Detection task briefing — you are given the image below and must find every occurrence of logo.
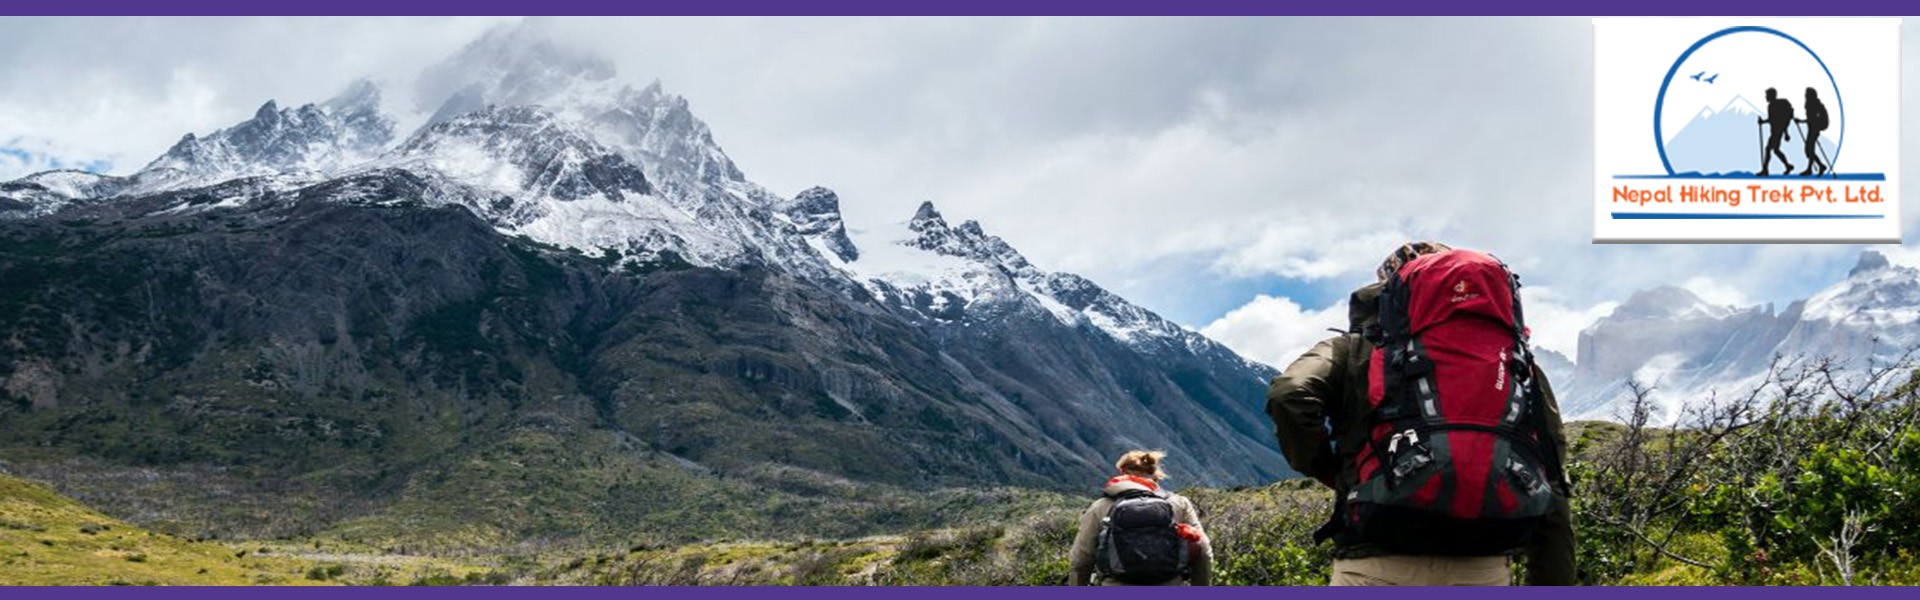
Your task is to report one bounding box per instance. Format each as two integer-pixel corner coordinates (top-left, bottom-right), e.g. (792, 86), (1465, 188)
(1495, 350), (1507, 392)
(1449, 280), (1479, 304)
(1593, 18), (1901, 243)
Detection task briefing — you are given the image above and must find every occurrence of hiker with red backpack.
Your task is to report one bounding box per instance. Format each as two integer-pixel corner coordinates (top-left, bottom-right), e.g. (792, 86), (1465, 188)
(1268, 242), (1576, 586)
(1067, 450), (1213, 585)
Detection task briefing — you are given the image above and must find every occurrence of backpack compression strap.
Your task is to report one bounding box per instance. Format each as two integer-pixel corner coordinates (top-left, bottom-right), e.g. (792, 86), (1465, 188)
(1495, 256), (1568, 492)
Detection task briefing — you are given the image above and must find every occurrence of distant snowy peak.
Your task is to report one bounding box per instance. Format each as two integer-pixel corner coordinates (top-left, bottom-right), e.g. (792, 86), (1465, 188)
(325, 79), (394, 151)
(7, 170), (125, 200)
(590, 82), (747, 197)
(1532, 346), (1575, 388)
(1801, 250), (1920, 325)
(777, 187), (858, 263)
(1566, 250), (1920, 423)
(841, 200), (1204, 352)
(0, 170), (129, 218)
(391, 105), (651, 204)
(415, 22), (745, 203)
(417, 18), (617, 123)
(1850, 249), (1894, 277)
(140, 80), (396, 187)
(1608, 285), (1739, 321)
(1719, 95), (1763, 117)
(905, 201), (1033, 273)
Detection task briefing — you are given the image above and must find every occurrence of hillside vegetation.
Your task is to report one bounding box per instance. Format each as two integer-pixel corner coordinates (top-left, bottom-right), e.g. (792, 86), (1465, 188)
(0, 473), (516, 586)
(525, 357), (1920, 586)
(6, 356), (1919, 586)
(0, 473), (322, 585)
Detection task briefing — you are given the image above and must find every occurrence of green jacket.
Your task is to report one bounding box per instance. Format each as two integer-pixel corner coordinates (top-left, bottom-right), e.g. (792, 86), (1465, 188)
(1265, 282), (1577, 585)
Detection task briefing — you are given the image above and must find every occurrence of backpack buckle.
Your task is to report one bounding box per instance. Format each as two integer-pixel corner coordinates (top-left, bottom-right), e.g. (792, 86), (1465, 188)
(1385, 429), (1420, 455)
(1390, 426), (1420, 459)
(1387, 430), (1433, 487)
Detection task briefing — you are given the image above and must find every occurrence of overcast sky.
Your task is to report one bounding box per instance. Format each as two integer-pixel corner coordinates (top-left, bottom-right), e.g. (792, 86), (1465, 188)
(1, 17), (1915, 368)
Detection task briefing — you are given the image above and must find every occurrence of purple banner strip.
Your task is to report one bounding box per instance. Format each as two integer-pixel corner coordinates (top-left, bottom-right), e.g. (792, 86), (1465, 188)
(9, 585), (1920, 595)
(0, 3), (1915, 16)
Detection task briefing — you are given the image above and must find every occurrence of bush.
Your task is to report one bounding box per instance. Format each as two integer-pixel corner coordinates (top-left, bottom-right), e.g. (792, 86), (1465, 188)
(1576, 358), (1920, 585)
(306, 564), (347, 581)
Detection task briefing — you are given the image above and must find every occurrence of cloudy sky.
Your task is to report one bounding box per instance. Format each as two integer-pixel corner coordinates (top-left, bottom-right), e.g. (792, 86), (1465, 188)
(1, 17), (1915, 368)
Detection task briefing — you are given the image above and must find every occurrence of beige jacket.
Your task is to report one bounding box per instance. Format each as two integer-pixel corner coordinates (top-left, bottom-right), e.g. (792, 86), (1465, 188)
(1067, 476), (1213, 586)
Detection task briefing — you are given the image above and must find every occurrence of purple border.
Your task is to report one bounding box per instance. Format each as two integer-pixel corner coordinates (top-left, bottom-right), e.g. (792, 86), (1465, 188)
(0, 3), (1912, 16)
(9, 585), (1920, 595)
(3, 6), (1915, 598)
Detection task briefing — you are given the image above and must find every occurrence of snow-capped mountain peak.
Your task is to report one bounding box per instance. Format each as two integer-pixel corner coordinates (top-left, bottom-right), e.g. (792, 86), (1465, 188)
(389, 104), (651, 204)
(776, 187), (858, 264)
(1610, 285), (1735, 321)
(1, 18), (1250, 373)
(1719, 94), (1763, 117)
(137, 80), (397, 189)
(838, 199), (1219, 354)
(416, 18), (617, 122)
(1567, 250), (1920, 424)
(1849, 249), (1893, 278)
(414, 22), (746, 204)
(1802, 251), (1920, 325)
(0, 22), (1297, 488)
(902, 201), (1035, 274)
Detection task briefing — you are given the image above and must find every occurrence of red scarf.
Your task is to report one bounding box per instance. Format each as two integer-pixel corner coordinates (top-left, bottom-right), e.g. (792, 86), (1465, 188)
(1105, 474), (1160, 491)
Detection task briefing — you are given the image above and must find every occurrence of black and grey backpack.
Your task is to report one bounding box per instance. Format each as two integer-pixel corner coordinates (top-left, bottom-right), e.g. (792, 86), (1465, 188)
(1094, 489), (1190, 584)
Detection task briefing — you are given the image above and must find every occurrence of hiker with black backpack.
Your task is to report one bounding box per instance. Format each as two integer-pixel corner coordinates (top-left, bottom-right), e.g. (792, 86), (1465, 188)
(1267, 242), (1575, 586)
(1797, 87), (1830, 177)
(1757, 87), (1796, 176)
(1067, 450), (1213, 586)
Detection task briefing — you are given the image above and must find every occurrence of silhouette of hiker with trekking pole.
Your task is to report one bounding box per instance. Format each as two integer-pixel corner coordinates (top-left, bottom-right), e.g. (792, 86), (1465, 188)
(1795, 87), (1833, 178)
(1756, 87), (1794, 176)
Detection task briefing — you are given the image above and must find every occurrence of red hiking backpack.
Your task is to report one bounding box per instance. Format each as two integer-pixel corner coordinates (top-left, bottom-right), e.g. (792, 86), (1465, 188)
(1342, 249), (1558, 555)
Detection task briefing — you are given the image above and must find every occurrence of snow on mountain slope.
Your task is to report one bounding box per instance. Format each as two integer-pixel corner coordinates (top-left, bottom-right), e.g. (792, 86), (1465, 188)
(415, 22), (752, 211)
(0, 19), (1257, 381)
(391, 105), (652, 204)
(1563, 251), (1920, 424)
(776, 187), (859, 264)
(1563, 284), (1789, 422)
(842, 200), (1242, 356)
(0, 170), (130, 218)
(136, 80), (395, 193)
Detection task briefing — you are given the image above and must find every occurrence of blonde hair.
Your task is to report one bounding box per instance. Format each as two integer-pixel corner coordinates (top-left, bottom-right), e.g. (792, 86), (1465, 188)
(1115, 450), (1168, 481)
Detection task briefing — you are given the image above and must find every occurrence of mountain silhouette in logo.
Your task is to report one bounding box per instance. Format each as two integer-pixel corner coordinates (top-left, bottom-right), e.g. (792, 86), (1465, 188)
(1665, 95), (1836, 176)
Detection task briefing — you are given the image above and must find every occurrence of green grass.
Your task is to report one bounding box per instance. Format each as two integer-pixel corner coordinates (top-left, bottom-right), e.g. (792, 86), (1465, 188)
(0, 474), (323, 585)
(0, 474), (511, 586)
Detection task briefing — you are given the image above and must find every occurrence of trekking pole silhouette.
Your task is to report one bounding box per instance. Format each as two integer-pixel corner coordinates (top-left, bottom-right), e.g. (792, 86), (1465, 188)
(1814, 125), (1837, 179)
(1822, 142), (1836, 179)
(1755, 120), (1764, 175)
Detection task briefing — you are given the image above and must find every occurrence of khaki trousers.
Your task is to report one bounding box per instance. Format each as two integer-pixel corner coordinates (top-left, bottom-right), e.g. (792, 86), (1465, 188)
(1330, 555), (1511, 586)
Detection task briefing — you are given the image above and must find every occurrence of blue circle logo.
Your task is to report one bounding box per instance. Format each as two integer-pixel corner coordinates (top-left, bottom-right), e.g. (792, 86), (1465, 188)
(1652, 26), (1843, 177)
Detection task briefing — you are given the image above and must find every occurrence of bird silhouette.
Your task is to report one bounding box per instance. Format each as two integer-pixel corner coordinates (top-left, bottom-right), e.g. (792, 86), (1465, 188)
(1690, 71), (1705, 81)
(1704, 74), (1719, 84)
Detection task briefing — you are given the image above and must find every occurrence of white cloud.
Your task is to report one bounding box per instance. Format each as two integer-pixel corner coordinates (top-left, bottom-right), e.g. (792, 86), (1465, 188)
(0, 17), (505, 180)
(1202, 283), (1618, 370)
(1680, 276), (1752, 307)
(1523, 286), (1620, 360)
(1199, 295), (1348, 370)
